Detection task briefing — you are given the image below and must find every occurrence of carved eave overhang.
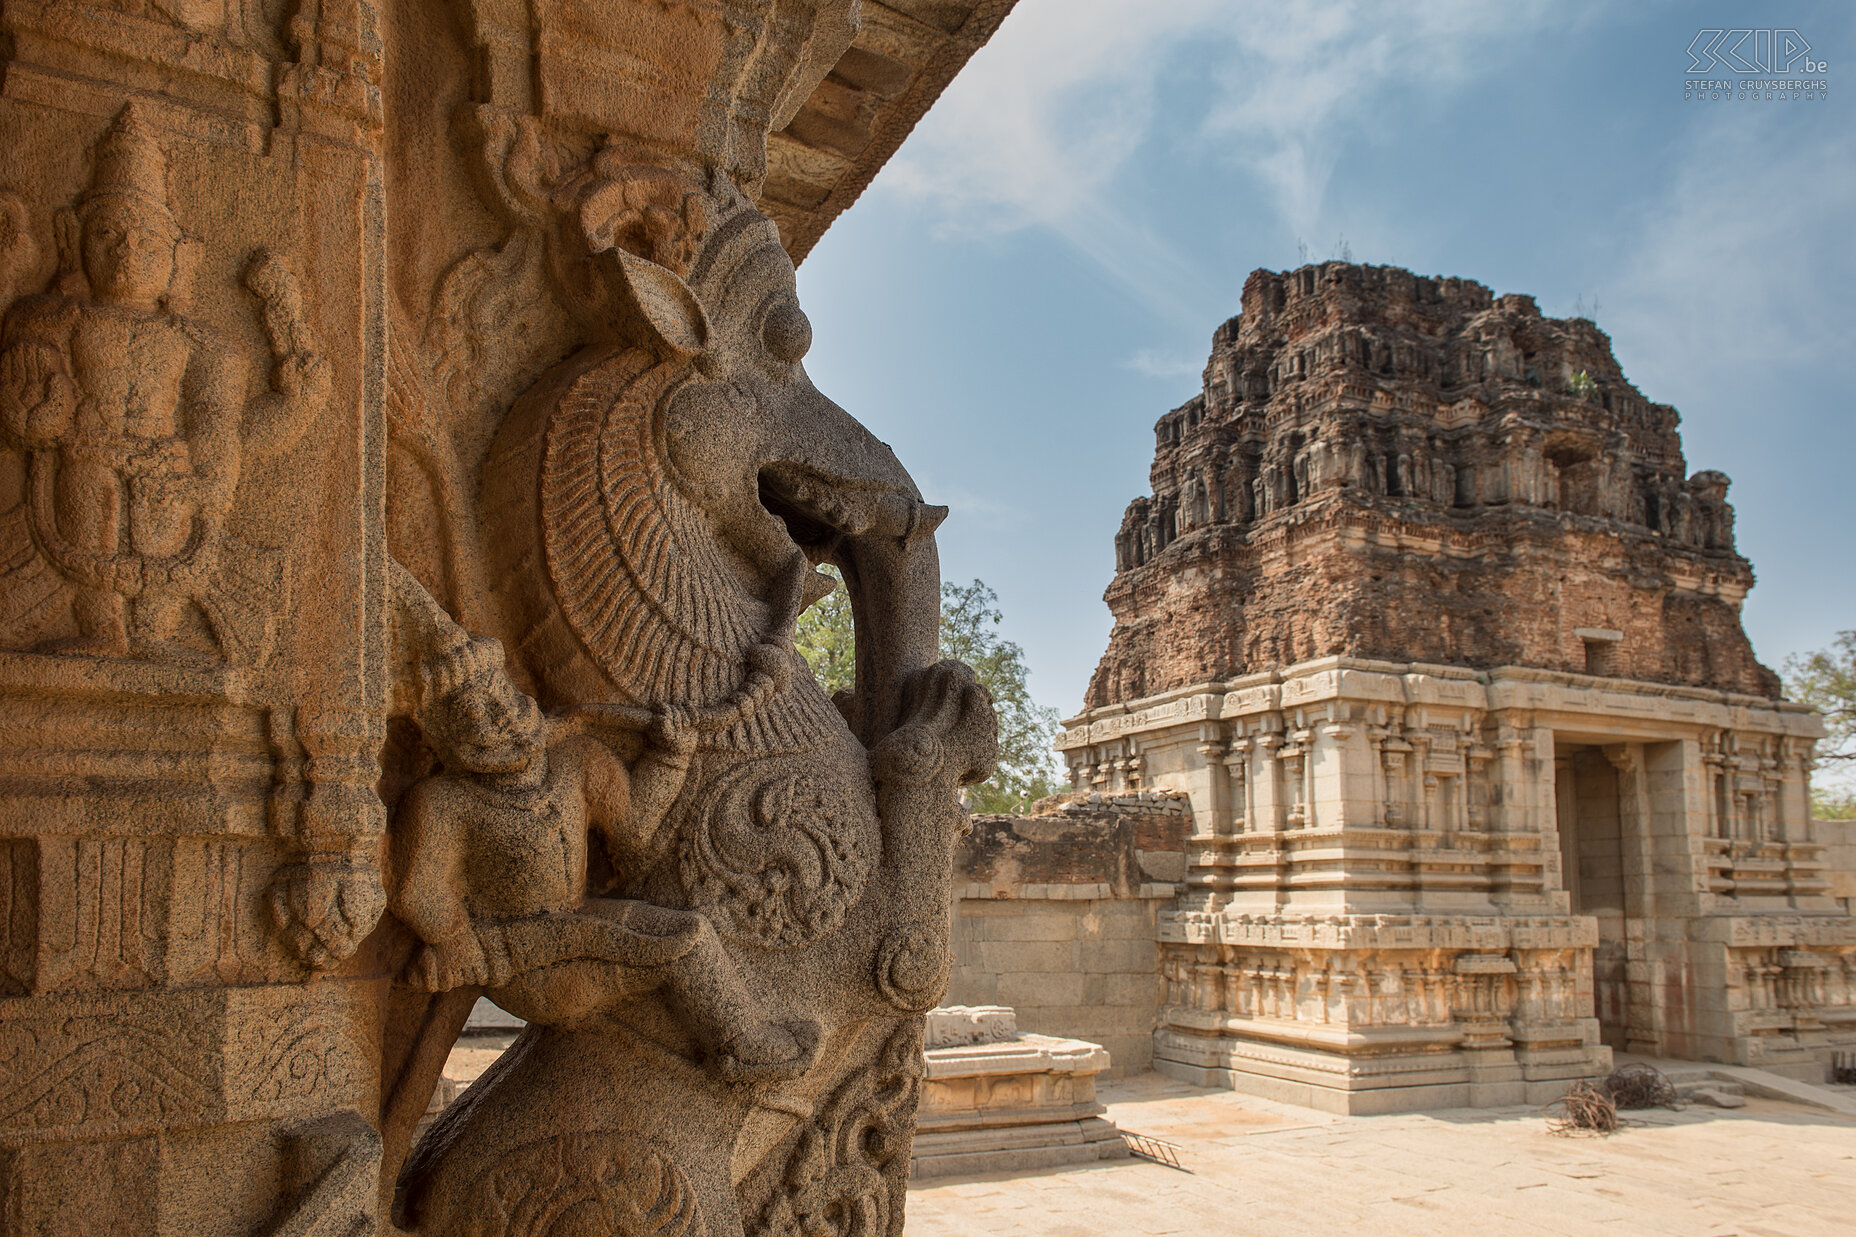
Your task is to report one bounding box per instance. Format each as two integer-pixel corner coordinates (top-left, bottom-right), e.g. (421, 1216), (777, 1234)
(765, 0), (1019, 263)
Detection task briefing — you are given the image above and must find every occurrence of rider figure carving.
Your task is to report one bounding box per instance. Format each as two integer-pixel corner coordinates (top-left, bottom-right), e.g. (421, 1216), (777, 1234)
(390, 621), (817, 1081)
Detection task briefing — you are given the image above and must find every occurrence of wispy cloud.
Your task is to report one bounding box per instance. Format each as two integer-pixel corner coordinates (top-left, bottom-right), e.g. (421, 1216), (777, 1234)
(880, 0), (1587, 320)
(1601, 109), (1856, 406)
(1196, 0), (1581, 235)
(880, 0), (1226, 234)
(878, 0), (1233, 326)
(1123, 348), (1204, 380)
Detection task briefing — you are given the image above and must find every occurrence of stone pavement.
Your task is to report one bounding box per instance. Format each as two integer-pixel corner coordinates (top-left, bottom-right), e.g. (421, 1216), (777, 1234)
(445, 1029), (519, 1086)
(903, 1071), (1856, 1236)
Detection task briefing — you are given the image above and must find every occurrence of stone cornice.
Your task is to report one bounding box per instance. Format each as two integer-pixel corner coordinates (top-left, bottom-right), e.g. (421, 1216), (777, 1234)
(1060, 654), (1821, 748)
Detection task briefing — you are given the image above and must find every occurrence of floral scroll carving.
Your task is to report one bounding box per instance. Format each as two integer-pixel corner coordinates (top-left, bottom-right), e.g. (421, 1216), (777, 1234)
(461, 1132), (701, 1237)
(678, 756), (878, 949)
(754, 1021), (924, 1237)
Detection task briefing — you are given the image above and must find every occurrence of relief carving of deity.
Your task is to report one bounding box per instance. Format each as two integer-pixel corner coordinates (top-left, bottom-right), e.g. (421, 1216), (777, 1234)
(0, 104), (326, 662)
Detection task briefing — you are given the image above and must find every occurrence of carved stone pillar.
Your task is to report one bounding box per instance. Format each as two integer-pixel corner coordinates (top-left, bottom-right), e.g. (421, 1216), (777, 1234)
(0, 7), (390, 1227)
(0, 1), (1017, 1232)
(1381, 730), (1412, 827)
(1223, 738), (1251, 835)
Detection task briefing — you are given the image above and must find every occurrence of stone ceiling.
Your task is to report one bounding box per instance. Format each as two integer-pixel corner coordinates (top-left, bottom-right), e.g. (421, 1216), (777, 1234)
(765, 0), (1019, 263)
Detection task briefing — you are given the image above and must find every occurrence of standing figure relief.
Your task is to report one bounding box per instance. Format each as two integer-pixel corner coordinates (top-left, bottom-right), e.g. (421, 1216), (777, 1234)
(0, 104), (327, 662)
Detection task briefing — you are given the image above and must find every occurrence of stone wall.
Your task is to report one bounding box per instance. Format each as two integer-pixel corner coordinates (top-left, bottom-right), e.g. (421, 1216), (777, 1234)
(1825, 815), (1856, 904)
(945, 796), (1189, 1074)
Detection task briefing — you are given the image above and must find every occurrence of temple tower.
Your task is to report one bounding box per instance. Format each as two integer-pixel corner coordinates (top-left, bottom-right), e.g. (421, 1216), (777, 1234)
(1061, 263), (1852, 1113)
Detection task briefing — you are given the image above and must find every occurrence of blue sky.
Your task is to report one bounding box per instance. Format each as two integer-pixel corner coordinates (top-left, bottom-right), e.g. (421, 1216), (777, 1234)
(796, 1), (1854, 736)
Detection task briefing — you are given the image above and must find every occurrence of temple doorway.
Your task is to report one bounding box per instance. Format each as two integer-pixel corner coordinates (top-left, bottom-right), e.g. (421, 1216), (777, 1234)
(1555, 744), (1634, 1050)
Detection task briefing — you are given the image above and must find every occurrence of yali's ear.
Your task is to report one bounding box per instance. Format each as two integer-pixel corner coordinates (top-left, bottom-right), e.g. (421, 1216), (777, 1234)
(578, 171), (717, 371)
(610, 247), (713, 367)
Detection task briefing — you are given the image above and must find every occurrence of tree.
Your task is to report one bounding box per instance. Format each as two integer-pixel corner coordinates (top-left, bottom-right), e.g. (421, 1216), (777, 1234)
(1784, 631), (1856, 820)
(936, 579), (1069, 812)
(791, 569), (855, 697)
(794, 568), (1068, 813)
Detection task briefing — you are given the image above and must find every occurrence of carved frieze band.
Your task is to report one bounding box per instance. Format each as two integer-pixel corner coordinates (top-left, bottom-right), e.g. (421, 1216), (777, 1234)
(0, 984), (377, 1145)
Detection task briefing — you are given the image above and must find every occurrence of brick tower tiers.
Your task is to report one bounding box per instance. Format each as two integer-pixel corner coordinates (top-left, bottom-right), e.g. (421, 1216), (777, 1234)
(1060, 264), (1850, 1115)
(1088, 263), (1778, 710)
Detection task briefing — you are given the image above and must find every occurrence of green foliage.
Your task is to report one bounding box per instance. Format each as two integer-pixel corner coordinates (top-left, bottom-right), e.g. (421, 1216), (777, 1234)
(793, 568), (856, 696)
(936, 579), (1069, 812)
(1785, 632), (1856, 818)
(794, 568), (1068, 813)
(1785, 631), (1856, 765)
(1811, 787), (1856, 820)
(1568, 369), (1597, 398)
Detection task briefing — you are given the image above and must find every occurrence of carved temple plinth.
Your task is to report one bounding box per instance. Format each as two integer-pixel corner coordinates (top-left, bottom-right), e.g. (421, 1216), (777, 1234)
(1062, 658), (1849, 1112)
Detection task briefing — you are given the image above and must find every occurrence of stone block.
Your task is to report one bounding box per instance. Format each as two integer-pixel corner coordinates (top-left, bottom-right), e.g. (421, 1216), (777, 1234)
(1105, 971), (1161, 1009)
(972, 912), (1082, 943)
(972, 939), (1079, 976)
(915, 1030), (1126, 1179)
(995, 971), (1088, 1009)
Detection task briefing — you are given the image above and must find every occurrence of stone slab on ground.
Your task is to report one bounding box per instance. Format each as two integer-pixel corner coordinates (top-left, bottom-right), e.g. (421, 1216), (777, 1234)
(1700, 1066), (1856, 1117)
(1621, 1055), (1856, 1117)
(464, 997), (526, 1031)
(914, 1029), (1129, 1179)
(904, 1070), (1856, 1236)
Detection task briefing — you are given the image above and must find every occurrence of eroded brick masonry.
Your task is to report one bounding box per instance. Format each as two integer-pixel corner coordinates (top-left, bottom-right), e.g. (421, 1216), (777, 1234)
(1090, 264), (1775, 708)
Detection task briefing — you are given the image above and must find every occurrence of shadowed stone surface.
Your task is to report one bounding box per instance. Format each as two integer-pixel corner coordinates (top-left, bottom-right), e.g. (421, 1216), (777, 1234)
(0, 2), (1009, 1233)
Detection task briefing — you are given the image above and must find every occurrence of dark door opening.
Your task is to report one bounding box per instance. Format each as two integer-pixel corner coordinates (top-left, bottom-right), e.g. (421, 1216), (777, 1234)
(1556, 746), (1629, 1050)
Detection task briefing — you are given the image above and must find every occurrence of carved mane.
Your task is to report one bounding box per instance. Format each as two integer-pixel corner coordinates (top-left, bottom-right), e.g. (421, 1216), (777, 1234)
(480, 341), (842, 755)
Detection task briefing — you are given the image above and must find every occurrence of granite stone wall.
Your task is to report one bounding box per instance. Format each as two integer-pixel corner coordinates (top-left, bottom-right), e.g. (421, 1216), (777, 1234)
(944, 797), (1189, 1073)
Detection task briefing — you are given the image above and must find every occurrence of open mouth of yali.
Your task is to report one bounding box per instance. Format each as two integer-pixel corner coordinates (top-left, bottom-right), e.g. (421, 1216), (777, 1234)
(756, 462), (947, 612)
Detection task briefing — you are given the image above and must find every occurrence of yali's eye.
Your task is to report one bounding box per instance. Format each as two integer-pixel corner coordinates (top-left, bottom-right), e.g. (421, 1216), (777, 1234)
(761, 300), (812, 365)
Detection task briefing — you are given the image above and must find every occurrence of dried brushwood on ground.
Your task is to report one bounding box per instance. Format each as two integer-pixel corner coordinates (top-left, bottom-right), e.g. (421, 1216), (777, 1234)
(1603, 1063), (1681, 1110)
(1545, 1082), (1620, 1136)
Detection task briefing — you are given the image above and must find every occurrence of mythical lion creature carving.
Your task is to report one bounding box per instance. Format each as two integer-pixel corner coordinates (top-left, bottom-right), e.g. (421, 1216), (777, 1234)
(381, 132), (997, 1237)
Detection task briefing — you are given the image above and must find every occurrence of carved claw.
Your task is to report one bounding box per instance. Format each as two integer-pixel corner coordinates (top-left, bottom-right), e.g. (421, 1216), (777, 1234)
(266, 853), (387, 972)
(869, 660), (999, 790)
(714, 1018), (821, 1085)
